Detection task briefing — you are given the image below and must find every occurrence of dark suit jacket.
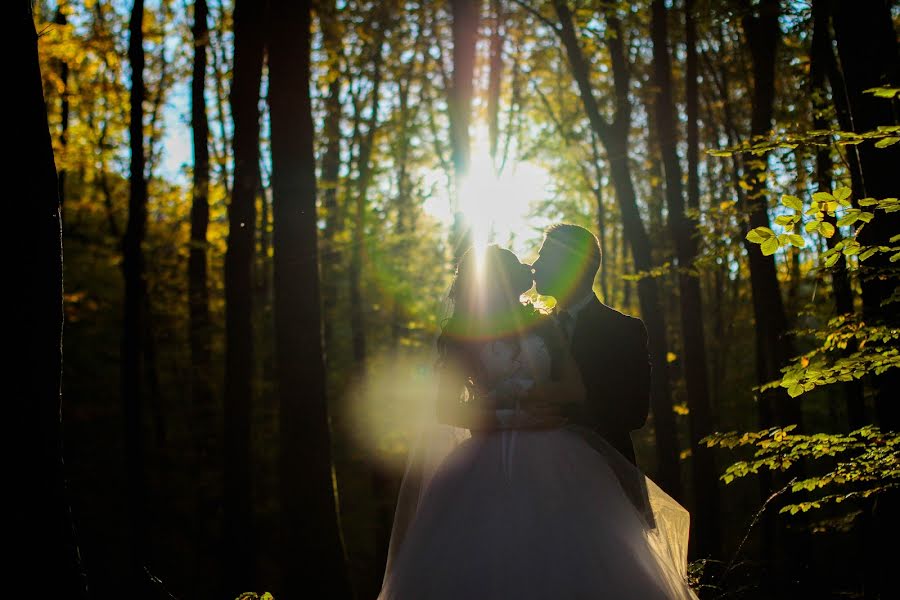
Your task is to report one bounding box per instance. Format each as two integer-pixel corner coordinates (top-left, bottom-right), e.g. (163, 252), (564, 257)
(552, 296), (651, 465)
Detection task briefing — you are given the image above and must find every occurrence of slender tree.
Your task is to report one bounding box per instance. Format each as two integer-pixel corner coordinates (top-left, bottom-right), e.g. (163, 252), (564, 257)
(189, 0), (215, 594)
(487, 0), (504, 164)
(809, 0), (862, 429)
(223, 0), (265, 593)
(122, 0), (150, 593)
(832, 0), (900, 431)
(319, 0), (345, 358)
(650, 0), (719, 558)
(832, 4), (900, 595)
(449, 0), (479, 258)
(53, 3), (70, 207)
(268, 0), (352, 596)
(738, 0), (799, 426)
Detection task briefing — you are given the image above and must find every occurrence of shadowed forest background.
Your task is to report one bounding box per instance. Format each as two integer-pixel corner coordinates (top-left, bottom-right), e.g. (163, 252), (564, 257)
(22, 0), (899, 598)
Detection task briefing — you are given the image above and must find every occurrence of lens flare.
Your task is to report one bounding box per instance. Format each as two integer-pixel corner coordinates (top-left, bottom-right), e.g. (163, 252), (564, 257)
(344, 351), (440, 469)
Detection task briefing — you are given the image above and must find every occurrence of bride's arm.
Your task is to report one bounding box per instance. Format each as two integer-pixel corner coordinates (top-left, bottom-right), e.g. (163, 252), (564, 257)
(435, 359), (500, 432)
(519, 343), (586, 418)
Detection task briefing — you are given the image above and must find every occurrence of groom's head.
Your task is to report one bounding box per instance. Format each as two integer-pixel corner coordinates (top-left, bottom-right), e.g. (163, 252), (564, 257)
(532, 224), (600, 302)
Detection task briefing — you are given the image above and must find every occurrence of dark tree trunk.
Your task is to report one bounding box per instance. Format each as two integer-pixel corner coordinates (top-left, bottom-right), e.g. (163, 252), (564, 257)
(685, 0), (700, 217)
(487, 0), (503, 163)
(189, 0), (212, 422)
(810, 0), (863, 430)
(122, 1), (150, 593)
(319, 0), (344, 360)
(53, 5), (69, 208)
(17, 3), (86, 596)
(449, 0), (479, 258)
(740, 1), (807, 587)
(552, 0), (682, 499)
(267, 0), (352, 597)
(651, 0), (720, 559)
(832, 5), (900, 595)
(739, 0), (799, 425)
(189, 0), (216, 594)
(449, 0), (478, 178)
(210, 2), (233, 198)
(223, 0), (265, 593)
(832, 0), (900, 431)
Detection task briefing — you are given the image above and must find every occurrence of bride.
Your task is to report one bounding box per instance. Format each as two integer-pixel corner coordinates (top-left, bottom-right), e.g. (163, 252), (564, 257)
(378, 245), (698, 599)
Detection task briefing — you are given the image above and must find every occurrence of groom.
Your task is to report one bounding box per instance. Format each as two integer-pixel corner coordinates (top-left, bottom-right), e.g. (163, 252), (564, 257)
(527, 223), (650, 466)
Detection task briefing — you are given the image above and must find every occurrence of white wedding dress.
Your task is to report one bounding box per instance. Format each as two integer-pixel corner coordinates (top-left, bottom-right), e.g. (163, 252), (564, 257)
(378, 334), (698, 600)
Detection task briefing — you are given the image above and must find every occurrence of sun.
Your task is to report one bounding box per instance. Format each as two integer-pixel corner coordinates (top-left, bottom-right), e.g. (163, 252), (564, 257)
(423, 128), (553, 260)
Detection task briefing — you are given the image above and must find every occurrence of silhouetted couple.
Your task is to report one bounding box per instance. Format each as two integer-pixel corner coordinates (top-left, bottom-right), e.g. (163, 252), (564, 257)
(378, 224), (697, 599)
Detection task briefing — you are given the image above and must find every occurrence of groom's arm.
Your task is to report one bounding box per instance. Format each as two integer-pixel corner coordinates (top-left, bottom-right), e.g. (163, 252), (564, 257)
(617, 317), (651, 431)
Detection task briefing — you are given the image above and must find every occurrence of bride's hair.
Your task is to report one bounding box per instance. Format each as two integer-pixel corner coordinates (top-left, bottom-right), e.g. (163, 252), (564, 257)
(437, 245), (539, 381)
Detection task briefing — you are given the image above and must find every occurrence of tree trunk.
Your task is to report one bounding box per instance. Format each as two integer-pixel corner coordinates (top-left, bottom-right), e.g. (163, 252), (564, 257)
(449, 0), (479, 258)
(189, 0), (216, 594)
(319, 0), (344, 361)
(810, 0), (863, 429)
(740, 0), (799, 425)
(651, 0), (719, 558)
(740, 0), (807, 587)
(487, 0), (503, 163)
(551, 0), (682, 499)
(268, 0), (352, 597)
(53, 5), (70, 208)
(122, 1), (150, 593)
(17, 2), (86, 595)
(832, 0), (900, 431)
(223, 0), (265, 593)
(832, 4), (900, 595)
(210, 1), (233, 198)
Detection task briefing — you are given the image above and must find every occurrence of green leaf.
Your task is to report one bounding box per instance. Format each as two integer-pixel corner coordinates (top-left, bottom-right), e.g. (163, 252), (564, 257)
(787, 384), (805, 398)
(825, 253), (841, 268)
(874, 136), (899, 148)
(813, 191), (835, 204)
(781, 194), (803, 211)
(747, 227), (775, 243)
(787, 234), (806, 248)
(859, 247), (879, 261)
(805, 221), (820, 233)
(833, 187), (852, 202)
(775, 214), (795, 226)
(819, 222), (836, 238)
(761, 236), (780, 256)
(864, 86), (900, 99)
(858, 198), (878, 206)
(836, 213), (859, 227)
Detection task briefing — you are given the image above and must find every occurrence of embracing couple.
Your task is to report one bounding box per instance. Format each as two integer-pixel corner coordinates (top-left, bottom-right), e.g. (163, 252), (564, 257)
(378, 224), (697, 599)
